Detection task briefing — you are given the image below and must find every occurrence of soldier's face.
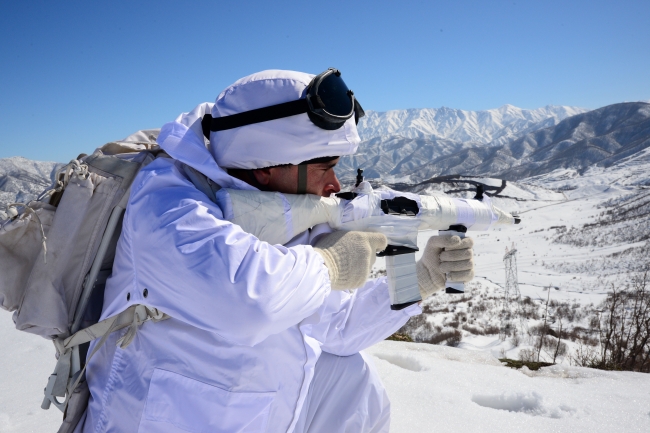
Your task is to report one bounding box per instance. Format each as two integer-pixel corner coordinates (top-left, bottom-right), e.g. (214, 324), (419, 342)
(253, 158), (342, 197)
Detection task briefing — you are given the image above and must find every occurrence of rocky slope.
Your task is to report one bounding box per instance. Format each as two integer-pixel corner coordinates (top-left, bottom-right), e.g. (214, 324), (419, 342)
(0, 157), (61, 207)
(339, 102), (650, 183)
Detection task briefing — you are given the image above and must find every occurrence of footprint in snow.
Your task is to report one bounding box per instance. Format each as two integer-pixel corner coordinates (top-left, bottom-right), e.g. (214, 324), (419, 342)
(372, 353), (426, 372)
(471, 391), (576, 418)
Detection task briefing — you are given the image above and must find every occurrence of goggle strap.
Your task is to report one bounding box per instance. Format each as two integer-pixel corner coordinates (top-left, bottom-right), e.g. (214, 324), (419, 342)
(297, 164), (308, 194)
(202, 99), (310, 137)
(354, 100), (365, 123)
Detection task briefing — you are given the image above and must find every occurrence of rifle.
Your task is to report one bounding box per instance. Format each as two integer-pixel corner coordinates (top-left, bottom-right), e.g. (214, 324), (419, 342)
(215, 172), (520, 310)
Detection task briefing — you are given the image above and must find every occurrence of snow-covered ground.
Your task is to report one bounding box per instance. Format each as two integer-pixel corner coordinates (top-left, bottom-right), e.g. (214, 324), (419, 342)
(1, 317), (63, 432)
(368, 341), (650, 433)
(390, 152), (649, 356)
(2, 150), (649, 432)
(2, 318), (650, 432)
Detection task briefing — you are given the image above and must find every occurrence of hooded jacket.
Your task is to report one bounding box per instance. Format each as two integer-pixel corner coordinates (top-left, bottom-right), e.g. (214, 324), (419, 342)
(79, 99), (420, 433)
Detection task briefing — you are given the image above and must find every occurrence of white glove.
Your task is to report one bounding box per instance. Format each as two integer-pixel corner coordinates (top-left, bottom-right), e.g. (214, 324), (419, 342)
(314, 231), (388, 290)
(416, 235), (474, 299)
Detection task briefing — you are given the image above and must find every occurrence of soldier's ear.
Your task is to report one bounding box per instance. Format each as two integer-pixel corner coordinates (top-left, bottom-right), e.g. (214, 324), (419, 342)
(252, 167), (273, 186)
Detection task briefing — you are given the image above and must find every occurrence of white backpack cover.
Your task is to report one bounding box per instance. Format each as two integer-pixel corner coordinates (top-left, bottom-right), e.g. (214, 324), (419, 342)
(0, 130), (169, 432)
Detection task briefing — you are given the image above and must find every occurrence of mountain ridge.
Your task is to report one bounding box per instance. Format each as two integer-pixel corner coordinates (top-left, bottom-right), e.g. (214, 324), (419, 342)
(340, 102), (650, 183)
(357, 104), (588, 145)
(3, 102), (650, 208)
(454, 101), (650, 180)
(0, 157), (62, 206)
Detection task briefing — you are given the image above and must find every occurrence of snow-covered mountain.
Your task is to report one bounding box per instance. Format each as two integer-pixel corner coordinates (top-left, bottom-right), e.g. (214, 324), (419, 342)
(0, 157), (62, 207)
(2, 103), (648, 208)
(470, 101), (650, 180)
(339, 104), (589, 184)
(357, 104), (587, 144)
(339, 102), (650, 183)
(336, 135), (475, 182)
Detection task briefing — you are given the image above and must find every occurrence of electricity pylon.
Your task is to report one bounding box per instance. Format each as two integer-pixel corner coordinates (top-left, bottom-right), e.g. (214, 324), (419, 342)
(500, 243), (528, 339)
(503, 243), (521, 305)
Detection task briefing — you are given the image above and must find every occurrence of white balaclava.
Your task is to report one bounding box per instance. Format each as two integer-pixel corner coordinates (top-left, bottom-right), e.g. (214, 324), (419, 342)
(208, 69), (361, 169)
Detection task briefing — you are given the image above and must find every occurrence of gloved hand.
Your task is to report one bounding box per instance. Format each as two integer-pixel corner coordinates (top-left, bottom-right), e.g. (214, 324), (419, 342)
(314, 231), (388, 290)
(416, 235), (474, 299)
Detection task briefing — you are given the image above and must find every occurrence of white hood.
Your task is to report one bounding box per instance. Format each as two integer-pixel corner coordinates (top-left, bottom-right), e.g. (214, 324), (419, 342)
(158, 70), (360, 183)
(156, 102), (256, 190)
(209, 69), (360, 169)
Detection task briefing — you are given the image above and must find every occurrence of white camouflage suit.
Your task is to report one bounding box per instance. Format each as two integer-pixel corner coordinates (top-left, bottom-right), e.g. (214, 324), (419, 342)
(76, 71), (421, 433)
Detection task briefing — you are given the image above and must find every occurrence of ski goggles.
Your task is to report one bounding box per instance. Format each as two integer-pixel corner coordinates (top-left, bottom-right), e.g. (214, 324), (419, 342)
(202, 68), (365, 138)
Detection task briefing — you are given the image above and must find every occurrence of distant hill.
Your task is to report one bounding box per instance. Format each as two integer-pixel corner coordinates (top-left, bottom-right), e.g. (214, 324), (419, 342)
(489, 102), (650, 180)
(0, 157), (62, 207)
(427, 102), (650, 181)
(3, 102), (650, 210)
(356, 104), (587, 144)
(339, 102), (650, 183)
(339, 104), (588, 183)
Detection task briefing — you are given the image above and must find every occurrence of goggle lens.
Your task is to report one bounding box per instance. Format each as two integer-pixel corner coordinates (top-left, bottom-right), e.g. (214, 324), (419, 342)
(317, 73), (353, 117)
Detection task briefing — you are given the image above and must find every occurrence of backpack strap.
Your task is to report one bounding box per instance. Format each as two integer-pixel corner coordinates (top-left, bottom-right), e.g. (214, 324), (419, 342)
(42, 305), (169, 412)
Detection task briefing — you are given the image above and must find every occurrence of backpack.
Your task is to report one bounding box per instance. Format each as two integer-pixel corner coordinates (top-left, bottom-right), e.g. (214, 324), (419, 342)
(0, 130), (173, 432)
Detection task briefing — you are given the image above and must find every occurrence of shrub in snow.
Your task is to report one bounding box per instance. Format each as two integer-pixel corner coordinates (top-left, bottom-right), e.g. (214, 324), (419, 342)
(510, 328), (521, 347)
(518, 348), (537, 363)
(592, 272), (650, 372)
(422, 329), (462, 347)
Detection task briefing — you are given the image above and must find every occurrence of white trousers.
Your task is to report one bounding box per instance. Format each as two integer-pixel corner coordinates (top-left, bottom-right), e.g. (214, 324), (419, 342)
(73, 351), (390, 433)
(293, 352), (391, 433)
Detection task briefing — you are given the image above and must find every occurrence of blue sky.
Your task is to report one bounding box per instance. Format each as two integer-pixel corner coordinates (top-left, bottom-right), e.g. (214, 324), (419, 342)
(1, 0), (649, 162)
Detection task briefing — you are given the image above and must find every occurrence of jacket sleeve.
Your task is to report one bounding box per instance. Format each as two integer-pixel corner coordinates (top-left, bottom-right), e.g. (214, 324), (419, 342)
(318, 276), (421, 356)
(113, 160), (331, 347)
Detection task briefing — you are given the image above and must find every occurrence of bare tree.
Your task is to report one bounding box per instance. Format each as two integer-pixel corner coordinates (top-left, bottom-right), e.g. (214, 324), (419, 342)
(537, 287), (552, 362)
(575, 271), (650, 372)
(597, 272), (650, 372)
(551, 317), (566, 363)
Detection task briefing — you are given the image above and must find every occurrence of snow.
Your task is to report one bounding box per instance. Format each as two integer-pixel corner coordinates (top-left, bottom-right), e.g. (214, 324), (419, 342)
(3, 162), (650, 431)
(0, 157), (62, 207)
(367, 341), (650, 432)
(3, 318), (649, 433)
(0, 316), (64, 432)
(357, 105), (587, 143)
